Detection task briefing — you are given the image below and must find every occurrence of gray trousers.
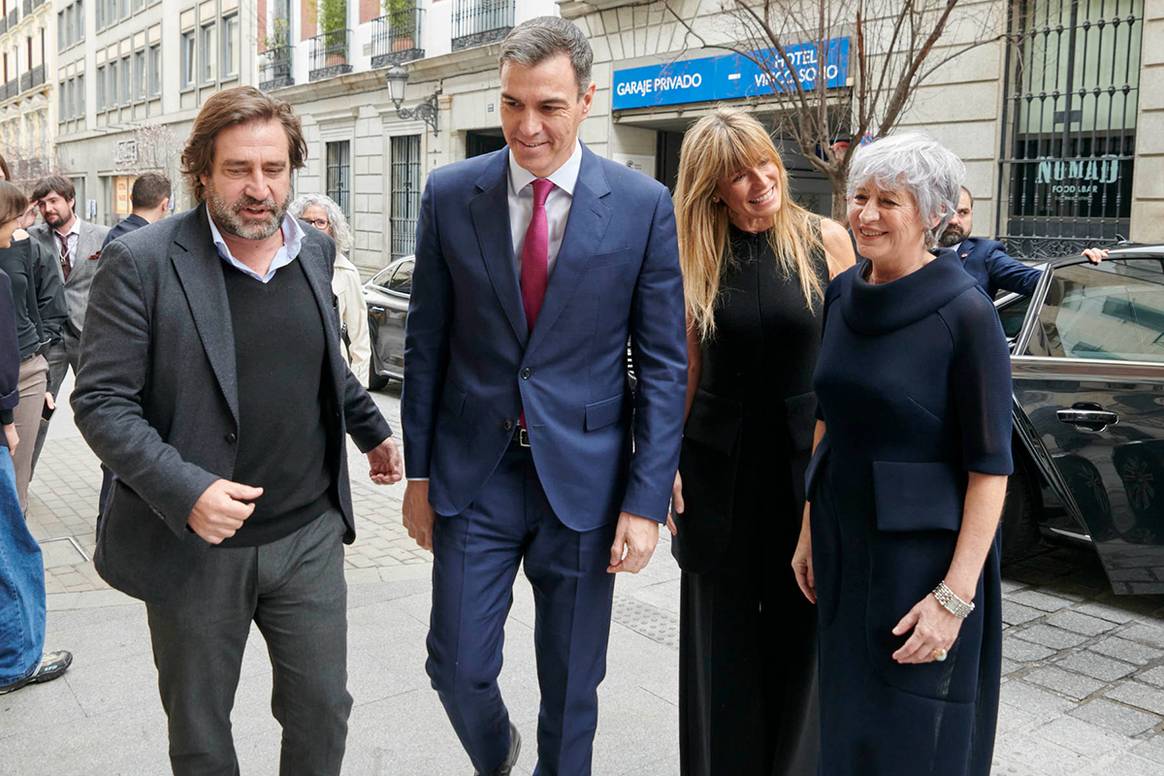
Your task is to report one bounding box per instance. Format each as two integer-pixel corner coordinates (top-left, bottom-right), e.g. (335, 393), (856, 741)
(145, 510), (352, 776)
(12, 354), (49, 512)
(30, 333), (80, 478)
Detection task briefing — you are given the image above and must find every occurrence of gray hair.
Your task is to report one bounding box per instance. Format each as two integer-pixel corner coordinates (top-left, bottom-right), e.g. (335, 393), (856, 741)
(289, 193), (352, 256)
(846, 132), (965, 248)
(499, 16), (593, 97)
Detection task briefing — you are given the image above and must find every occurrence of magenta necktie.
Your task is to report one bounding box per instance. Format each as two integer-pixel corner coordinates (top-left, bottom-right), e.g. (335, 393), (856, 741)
(520, 178), (554, 331)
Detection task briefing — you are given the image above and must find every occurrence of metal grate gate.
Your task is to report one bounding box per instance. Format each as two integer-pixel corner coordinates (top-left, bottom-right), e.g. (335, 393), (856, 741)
(997, 0), (1143, 259)
(390, 135), (421, 259)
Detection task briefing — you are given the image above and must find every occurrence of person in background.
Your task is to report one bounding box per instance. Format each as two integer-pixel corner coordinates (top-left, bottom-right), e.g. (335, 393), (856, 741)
(95, 172), (173, 522)
(0, 155), (69, 512)
(794, 133), (1012, 776)
(0, 179), (73, 696)
(289, 194), (371, 387)
(27, 176), (109, 475)
(670, 108), (854, 776)
(104, 173), (171, 248)
(940, 185), (1107, 296)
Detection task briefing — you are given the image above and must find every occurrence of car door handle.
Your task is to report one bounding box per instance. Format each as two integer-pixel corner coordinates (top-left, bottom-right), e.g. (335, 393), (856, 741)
(1057, 409), (1119, 427)
(369, 305), (386, 314)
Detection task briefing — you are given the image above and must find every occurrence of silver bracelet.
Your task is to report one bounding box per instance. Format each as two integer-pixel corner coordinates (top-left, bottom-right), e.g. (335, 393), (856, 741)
(931, 580), (975, 619)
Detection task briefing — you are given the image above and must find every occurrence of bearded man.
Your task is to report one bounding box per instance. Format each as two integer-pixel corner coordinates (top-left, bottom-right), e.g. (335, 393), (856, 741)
(71, 86), (403, 775)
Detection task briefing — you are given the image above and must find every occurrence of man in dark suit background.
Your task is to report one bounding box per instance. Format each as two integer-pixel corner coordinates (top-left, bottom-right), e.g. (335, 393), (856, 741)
(72, 86), (403, 775)
(939, 185), (1106, 297)
(103, 172), (171, 249)
(401, 17), (687, 776)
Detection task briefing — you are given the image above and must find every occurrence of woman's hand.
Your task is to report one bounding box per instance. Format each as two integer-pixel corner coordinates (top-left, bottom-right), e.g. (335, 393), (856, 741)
(891, 593), (964, 664)
(666, 471), (683, 537)
(3, 423), (18, 454)
(791, 504), (815, 603)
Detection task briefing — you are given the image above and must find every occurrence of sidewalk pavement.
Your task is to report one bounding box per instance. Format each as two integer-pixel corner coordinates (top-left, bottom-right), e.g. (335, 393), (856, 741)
(2, 380), (1164, 774)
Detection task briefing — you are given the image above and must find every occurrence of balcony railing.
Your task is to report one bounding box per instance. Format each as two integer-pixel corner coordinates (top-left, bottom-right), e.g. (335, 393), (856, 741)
(371, 8), (425, 68)
(0, 17), (7, 34)
(28, 0), (45, 9)
(6, 9), (18, 27)
(308, 29), (352, 82)
(30, 64), (43, 88)
(21, 0), (29, 15)
(1, 80), (17, 101)
(451, 0), (513, 51)
(19, 71), (30, 92)
(259, 45), (295, 91)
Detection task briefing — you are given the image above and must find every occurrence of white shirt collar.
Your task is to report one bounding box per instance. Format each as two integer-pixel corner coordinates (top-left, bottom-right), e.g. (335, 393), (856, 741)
(206, 204), (306, 284)
(508, 140), (583, 198)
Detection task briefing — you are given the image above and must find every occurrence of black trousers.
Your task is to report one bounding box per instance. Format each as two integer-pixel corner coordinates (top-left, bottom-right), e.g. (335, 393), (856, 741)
(678, 457), (819, 776)
(145, 510), (351, 776)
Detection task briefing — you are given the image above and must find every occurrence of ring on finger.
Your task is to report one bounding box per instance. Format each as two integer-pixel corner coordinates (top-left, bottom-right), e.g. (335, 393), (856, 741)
(932, 648), (948, 662)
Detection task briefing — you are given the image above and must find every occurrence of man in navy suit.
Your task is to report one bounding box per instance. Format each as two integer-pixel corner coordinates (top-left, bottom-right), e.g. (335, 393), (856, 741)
(939, 185), (1106, 297)
(401, 16), (686, 776)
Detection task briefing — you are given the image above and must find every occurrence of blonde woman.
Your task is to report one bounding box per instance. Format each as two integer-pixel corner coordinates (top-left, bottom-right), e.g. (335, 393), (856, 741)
(669, 108), (854, 776)
(290, 194), (372, 386)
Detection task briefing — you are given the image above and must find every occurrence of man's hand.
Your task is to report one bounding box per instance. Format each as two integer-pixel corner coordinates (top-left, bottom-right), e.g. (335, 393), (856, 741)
(1083, 248), (1109, 264)
(366, 437), (404, 485)
(44, 392), (55, 412)
(187, 479), (263, 544)
(608, 511), (660, 574)
(3, 423), (17, 454)
(402, 480), (435, 551)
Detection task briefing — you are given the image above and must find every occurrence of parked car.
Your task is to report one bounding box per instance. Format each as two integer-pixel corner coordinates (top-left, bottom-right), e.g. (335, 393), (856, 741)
(364, 256), (413, 390)
(998, 245), (1164, 594)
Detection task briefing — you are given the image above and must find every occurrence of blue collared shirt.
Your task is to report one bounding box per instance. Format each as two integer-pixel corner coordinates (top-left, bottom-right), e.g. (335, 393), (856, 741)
(206, 204), (305, 283)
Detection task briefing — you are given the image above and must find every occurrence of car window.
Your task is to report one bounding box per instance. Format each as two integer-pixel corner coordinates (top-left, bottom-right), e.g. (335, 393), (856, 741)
(997, 294), (1032, 341)
(387, 261), (414, 296)
(1025, 260), (1164, 363)
(369, 266), (394, 289)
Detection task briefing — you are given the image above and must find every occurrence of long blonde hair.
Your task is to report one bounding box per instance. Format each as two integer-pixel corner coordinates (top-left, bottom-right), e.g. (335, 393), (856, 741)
(674, 108), (823, 341)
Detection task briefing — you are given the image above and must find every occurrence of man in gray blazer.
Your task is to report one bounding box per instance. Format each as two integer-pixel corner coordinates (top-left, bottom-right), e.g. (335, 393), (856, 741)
(71, 86), (403, 775)
(28, 175), (109, 472)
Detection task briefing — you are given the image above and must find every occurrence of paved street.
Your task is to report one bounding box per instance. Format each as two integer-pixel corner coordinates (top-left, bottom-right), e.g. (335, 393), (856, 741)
(2, 379), (1163, 774)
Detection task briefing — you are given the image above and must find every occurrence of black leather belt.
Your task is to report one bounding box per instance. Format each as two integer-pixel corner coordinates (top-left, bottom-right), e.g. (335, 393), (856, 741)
(512, 427), (531, 448)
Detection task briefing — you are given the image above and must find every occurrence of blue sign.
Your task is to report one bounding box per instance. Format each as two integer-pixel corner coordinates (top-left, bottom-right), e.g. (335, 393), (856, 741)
(612, 38), (850, 111)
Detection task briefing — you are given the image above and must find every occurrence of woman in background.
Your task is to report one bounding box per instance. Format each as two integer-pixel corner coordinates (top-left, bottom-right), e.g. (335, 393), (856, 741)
(290, 194), (372, 387)
(670, 108), (854, 775)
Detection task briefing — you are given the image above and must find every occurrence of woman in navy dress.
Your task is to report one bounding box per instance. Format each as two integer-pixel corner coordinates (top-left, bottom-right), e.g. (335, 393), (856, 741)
(791, 133), (1012, 775)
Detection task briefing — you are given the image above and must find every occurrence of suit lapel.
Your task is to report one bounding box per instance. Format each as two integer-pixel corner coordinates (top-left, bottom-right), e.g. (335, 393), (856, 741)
(170, 207), (239, 424)
(297, 240), (347, 408)
(470, 150), (528, 346)
(525, 147), (612, 359)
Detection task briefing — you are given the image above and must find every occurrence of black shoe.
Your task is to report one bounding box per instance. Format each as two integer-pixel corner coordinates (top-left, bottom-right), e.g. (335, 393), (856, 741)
(474, 723), (521, 776)
(0, 650), (73, 695)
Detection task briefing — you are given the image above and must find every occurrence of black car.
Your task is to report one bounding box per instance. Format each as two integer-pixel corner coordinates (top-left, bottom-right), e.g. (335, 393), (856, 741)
(998, 246), (1164, 594)
(364, 256), (413, 390)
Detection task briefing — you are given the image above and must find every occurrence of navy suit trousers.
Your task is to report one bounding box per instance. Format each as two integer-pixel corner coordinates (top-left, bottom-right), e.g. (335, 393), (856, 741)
(426, 443), (617, 776)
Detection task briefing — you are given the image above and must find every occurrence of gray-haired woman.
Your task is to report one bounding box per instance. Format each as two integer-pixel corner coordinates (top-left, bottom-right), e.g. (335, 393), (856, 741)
(791, 133), (1012, 775)
(289, 195), (372, 387)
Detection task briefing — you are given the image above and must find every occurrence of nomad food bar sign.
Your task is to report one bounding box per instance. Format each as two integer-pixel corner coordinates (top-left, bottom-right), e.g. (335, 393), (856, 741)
(612, 38), (850, 111)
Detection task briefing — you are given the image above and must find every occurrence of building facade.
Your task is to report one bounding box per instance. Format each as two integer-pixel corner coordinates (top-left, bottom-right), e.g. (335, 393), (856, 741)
(0, 0), (53, 182)
(54, 0), (258, 224)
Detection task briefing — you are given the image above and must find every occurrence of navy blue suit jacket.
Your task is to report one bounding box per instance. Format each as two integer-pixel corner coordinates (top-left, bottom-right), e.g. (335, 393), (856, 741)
(957, 236), (1042, 298)
(402, 145), (687, 531)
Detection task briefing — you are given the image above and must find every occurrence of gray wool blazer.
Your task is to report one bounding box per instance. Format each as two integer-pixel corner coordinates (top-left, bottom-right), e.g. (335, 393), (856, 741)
(30, 219), (110, 336)
(71, 206), (392, 604)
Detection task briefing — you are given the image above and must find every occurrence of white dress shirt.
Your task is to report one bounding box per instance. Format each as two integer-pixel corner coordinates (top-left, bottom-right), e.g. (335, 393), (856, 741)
(508, 140), (583, 276)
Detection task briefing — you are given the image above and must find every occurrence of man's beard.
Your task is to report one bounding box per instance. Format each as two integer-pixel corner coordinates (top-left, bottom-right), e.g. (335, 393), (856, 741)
(938, 225), (965, 248)
(205, 186), (290, 241)
(44, 210), (66, 226)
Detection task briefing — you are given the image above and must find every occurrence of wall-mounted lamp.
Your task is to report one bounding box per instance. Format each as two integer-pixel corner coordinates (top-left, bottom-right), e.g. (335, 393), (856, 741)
(386, 65), (439, 134)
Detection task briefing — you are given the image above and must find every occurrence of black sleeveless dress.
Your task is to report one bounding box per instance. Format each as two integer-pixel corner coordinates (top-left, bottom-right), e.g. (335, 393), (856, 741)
(673, 223), (828, 776)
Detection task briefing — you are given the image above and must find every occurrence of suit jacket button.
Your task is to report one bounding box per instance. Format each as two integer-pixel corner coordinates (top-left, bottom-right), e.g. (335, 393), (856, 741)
(520, 368), (532, 380)
(503, 419), (514, 432)
(225, 432), (237, 443)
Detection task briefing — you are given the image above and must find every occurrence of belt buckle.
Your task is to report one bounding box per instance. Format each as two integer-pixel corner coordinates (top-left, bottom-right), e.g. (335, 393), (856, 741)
(518, 427), (531, 448)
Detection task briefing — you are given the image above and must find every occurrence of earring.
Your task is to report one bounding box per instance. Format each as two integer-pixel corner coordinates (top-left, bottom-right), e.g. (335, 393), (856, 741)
(711, 196), (720, 204)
